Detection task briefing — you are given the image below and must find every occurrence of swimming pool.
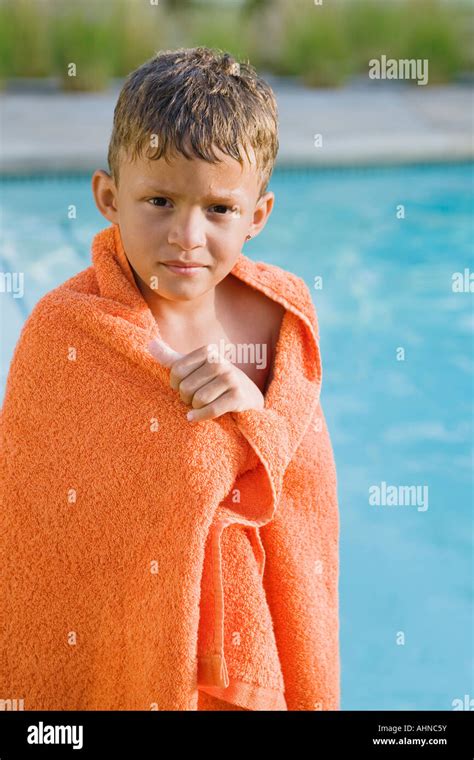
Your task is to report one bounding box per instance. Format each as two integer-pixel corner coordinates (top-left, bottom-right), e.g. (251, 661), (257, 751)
(0, 162), (472, 710)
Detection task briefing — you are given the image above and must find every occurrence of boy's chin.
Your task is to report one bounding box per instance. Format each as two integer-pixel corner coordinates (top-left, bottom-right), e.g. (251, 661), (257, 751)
(158, 280), (217, 301)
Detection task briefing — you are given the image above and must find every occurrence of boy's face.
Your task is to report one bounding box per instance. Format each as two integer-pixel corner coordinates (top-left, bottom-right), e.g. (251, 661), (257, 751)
(92, 144), (274, 305)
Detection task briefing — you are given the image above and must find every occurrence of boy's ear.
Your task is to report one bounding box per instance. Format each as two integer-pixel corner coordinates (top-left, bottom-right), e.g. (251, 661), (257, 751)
(91, 169), (120, 224)
(249, 190), (275, 239)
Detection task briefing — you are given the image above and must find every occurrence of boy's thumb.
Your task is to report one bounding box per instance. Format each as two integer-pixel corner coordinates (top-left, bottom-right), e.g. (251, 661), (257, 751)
(147, 337), (184, 368)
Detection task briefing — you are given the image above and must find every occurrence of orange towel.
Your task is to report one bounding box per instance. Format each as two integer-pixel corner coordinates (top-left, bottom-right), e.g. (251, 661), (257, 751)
(0, 223), (340, 711)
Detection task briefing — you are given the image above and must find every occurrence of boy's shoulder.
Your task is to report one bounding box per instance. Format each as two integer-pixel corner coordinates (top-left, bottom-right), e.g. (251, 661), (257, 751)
(235, 254), (318, 330)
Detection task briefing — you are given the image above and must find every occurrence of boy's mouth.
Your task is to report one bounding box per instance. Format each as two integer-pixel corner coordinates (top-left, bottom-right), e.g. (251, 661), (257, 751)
(160, 260), (208, 276)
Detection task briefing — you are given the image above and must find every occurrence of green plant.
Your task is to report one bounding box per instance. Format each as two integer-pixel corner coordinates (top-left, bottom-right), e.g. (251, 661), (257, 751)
(279, 4), (352, 87)
(0, 0), (471, 88)
(0, 0), (52, 78)
(107, 0), (167, 77)
(344, 0), (405, 72)
(171, 7), (255, 63)
(399, 0), (467, 83)
(50, 5), (115, 91)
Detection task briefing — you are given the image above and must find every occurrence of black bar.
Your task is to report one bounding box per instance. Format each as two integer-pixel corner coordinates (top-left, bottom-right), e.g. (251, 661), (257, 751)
(0, 709), (472, 757)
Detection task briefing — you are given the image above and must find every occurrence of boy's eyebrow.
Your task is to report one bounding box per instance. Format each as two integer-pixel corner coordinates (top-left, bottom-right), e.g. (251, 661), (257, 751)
(140, 184), (245, 202)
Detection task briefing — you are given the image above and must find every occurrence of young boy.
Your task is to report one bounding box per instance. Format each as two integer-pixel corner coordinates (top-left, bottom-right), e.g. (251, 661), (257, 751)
(0, 47), (340, 712)
(93, 48), (285, 417)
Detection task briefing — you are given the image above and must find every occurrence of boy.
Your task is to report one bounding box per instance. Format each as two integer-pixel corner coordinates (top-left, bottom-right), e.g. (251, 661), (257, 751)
(93, 48), (285, 417)
(0, 47), (340, 711)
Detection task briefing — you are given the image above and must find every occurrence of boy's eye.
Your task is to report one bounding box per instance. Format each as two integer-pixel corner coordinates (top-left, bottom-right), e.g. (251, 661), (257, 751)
(149, 198), (233, 215)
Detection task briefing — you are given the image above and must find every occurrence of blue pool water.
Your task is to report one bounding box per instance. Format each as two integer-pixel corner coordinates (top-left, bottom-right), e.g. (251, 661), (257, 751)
(0, 163), (473, 710)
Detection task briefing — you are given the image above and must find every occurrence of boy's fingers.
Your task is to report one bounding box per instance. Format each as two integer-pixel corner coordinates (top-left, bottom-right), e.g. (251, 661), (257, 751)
(186, 390), (235, 423)
(178, 362), (234, 404)
(187, 376), (230, 409)
(169, 345), (210, 389)
(170, 345), (230, 391)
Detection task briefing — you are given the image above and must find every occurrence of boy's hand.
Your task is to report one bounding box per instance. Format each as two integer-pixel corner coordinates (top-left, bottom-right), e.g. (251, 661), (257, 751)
(148, 338), (265, 422)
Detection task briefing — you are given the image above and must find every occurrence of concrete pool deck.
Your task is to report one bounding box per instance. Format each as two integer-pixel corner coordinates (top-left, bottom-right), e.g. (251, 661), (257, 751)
(0, 78), (472, 173)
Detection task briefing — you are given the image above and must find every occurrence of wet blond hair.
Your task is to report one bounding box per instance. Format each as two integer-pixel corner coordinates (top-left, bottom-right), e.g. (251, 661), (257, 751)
(107, 46), (279, 198)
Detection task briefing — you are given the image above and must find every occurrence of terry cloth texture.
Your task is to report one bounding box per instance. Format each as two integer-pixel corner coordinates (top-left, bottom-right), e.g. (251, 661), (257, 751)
(196, 435), (287, 710)
(198, 690), (249, 711)
(0, 223), (340, 711)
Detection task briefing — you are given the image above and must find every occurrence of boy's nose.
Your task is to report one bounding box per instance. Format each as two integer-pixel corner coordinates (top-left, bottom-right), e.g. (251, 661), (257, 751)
(168, 209), (206, 251)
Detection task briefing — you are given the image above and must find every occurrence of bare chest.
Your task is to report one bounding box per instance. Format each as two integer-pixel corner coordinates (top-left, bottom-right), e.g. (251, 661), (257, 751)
(219, 321), (275, 395)
(155, 277), (286, 396)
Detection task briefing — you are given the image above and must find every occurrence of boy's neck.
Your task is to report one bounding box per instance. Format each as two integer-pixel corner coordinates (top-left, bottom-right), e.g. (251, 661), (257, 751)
(133, 267), (233, 330)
